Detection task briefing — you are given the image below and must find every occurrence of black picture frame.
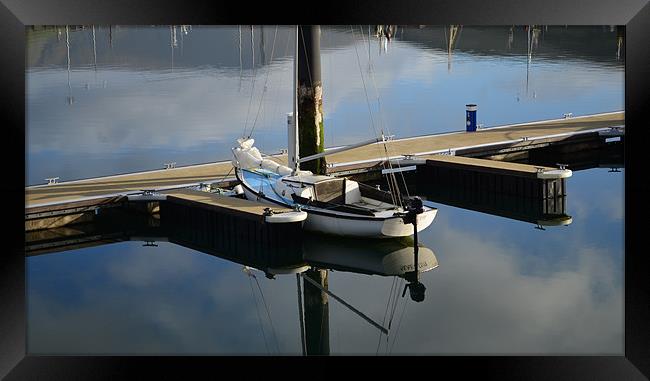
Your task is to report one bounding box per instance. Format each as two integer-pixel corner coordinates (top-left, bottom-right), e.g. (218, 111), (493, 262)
(2, 0), (649, 379)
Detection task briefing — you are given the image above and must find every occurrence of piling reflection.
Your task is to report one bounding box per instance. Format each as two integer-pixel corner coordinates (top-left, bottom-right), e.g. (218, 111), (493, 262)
(25, 205), (438, 355)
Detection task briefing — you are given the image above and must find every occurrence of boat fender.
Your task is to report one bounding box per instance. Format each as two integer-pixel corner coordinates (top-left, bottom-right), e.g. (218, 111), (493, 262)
(536, 169), (572, 179)
(265, 210), (308, 224)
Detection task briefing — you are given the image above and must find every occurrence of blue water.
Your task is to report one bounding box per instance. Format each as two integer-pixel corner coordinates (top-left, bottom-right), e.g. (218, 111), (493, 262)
(25, 25), (624, 355)
(26, 26), (623, 185)
(27, 167), (624, 354)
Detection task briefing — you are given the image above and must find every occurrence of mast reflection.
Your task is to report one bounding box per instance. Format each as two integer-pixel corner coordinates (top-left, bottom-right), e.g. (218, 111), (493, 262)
(26, 207), (439, 355)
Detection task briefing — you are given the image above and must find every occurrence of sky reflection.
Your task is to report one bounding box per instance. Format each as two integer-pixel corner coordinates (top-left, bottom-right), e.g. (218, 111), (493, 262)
(26, 25), (623, 355)
(26, 26), (623, 185)
(27, 168), (624, 355)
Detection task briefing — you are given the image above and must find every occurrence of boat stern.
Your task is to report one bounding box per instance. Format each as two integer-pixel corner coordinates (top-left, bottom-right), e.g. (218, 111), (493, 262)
(380, 207), (437, 238)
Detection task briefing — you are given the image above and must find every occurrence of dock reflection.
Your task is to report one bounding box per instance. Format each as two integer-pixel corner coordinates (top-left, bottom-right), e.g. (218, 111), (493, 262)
(26, 205), (438, 355)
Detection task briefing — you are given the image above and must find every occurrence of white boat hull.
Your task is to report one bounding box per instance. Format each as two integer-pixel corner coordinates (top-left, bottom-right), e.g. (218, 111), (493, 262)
(241, 181), (436, 238)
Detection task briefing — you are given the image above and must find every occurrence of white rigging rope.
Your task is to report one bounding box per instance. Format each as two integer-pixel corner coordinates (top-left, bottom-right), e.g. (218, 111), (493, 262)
(252, 272), (281, 353)
(388, 296), (408, 354)
(248, 25), (279, 139)
(387, 278), (404, 330)
(376, 276), (398, 354)
(238, 25), (243, 92)
(297, 274), (307, 356)
(245, 267), (280, 353)
(351, 26), (407, 207)
(247, 271), (270, 354)
(299, 26), (314, 87)
(242, 26), (258, 139)
(359, 25), (411, 200)
(267, 28), (293, 146)
(349, 26), (400, 207)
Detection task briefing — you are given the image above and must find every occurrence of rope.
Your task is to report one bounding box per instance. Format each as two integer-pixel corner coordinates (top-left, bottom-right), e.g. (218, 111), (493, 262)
(299, 26), (313, 87)
(267, 28), (292, 141)
(215, 166), (234, 187)
(376, 276), (398, 354)
(297, 274), (307, 356)
(389, 297), (409, 354)
(387, 278), (404, 330)
(359, 25), (410, 203)
(253, 273), (281, 353)
(248, 26), (279, 139)
(242, 26), (258, 139)
(247, 272), (270, 354)
(368, 25), (372, 67)
(238, 25), (243, 92)
(350, 26), (399, 207)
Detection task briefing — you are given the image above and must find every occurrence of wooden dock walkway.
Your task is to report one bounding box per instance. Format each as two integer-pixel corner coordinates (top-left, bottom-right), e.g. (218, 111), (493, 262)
(163, 188), (294, 221)
(327, 111), (624, 168)
(422, 155), (558, 178)
(26, 111), (623, 210)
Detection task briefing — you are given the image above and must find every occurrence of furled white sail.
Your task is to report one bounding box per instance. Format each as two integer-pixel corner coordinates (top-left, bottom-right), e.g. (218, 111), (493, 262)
(232, 138), (307, 176)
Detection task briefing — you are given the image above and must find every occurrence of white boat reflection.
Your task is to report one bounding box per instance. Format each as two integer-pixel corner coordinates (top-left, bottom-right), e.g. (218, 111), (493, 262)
(301, 234), (438, 278)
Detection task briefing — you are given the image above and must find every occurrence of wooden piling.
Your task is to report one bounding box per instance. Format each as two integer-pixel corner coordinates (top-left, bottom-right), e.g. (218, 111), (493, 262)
(297, 25), (326, 175)
(303, 268), (330, 355)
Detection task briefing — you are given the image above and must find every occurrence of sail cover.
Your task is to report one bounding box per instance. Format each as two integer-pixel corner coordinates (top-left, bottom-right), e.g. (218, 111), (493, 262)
(232, 138), (293, 176)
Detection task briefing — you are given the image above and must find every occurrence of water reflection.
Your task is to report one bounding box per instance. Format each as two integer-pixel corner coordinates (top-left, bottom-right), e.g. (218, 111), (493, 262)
(25, 25), (623, 355)
(26, 25), (623, 185)
(26, 206), (438, 355)
(26, 161), (623, 355)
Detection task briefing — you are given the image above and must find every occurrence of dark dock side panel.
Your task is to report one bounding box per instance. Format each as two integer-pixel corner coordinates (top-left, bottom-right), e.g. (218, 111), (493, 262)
(417, 156), (570, 225)
(161, 190), (305, 269)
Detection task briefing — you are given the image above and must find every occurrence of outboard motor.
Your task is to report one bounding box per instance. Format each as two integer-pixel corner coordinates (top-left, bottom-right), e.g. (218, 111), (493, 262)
(401, 196), (426, 302)
(403, 196), (424, 224)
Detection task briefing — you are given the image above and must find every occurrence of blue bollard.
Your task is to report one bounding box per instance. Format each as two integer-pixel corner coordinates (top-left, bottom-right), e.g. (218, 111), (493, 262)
(466, 104), (477, 132)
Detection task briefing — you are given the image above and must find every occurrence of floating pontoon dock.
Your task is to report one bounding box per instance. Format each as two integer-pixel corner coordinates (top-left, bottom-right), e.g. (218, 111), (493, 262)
(25, 111), (624, 230)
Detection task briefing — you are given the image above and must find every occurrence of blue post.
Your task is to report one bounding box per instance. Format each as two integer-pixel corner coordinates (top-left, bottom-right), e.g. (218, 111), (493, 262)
(466, 104), (477, 132)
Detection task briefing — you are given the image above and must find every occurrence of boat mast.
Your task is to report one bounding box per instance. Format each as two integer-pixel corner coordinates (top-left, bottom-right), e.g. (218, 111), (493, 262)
(289, 25), (300, 173)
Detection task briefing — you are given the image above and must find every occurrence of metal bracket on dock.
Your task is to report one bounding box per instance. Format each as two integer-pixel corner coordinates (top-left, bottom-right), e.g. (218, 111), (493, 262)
(556, 163), (568, 170)
(127, 189), (167, 201)
(45, 177), (60, 185)
(599, 126), (625, 139)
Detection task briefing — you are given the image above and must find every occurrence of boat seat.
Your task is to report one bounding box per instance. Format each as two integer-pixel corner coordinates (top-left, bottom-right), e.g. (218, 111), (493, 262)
(291, 194), (375, 216)
(313, 178), (346, 204)
(344, 180), (362, 204)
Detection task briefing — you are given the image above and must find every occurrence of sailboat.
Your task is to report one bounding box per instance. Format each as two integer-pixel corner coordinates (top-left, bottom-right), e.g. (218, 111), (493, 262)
(232, 26), (437, 238)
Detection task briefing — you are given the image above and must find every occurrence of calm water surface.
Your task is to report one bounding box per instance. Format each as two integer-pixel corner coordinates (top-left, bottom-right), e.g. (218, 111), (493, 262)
(26, 25), (624, 185)
(26, 26), (624, 355)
